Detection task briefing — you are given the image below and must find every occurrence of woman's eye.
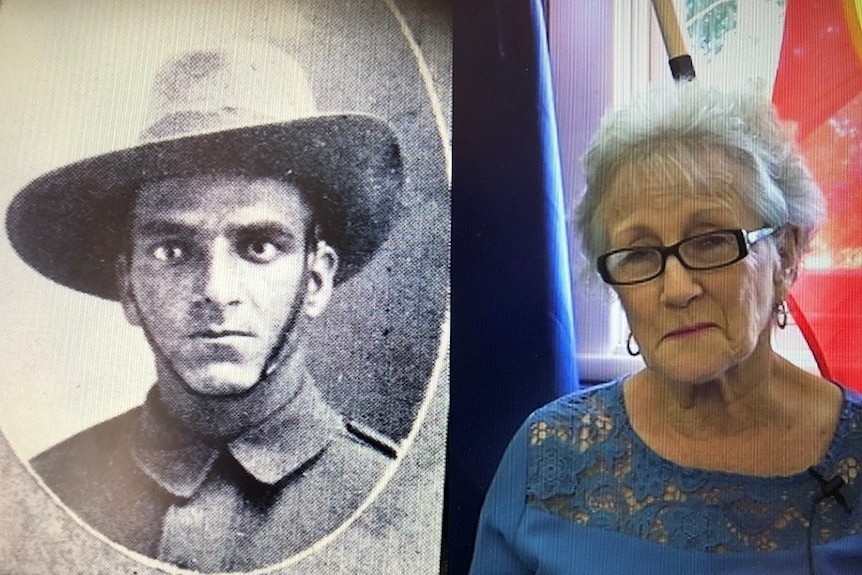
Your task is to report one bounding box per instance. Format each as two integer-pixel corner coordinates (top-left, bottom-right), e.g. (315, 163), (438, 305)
(693, 234), (731, 251)
(619, 249), (653, 265)
(152, 244), (186, 262)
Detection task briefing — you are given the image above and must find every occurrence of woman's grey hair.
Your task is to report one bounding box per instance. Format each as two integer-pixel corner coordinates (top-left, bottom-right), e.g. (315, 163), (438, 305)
(576, 83), (825, 282)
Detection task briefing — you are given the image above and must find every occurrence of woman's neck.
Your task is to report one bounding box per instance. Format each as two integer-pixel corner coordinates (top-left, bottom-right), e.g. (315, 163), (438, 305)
(624, 348), (842, 475)
(637, 331), (781, 433)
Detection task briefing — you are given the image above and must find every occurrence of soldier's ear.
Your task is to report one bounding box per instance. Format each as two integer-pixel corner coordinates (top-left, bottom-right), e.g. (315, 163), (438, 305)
(304, 240), (337, 318)
(116, 254), (142, 327)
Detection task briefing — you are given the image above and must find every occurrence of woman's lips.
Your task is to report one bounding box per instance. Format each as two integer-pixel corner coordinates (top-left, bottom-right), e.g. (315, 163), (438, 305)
(663, 323), (717, 339)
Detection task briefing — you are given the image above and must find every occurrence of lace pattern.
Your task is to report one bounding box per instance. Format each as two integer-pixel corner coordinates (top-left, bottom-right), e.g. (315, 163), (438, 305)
(526, 380), (862, 552)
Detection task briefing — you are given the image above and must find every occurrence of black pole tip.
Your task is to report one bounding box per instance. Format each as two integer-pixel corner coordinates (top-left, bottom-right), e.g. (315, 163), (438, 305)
(669, 55), (696, 81)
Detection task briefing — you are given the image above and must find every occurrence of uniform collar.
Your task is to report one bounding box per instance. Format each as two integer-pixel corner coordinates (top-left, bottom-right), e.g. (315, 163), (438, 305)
(131, 352), (342, 498)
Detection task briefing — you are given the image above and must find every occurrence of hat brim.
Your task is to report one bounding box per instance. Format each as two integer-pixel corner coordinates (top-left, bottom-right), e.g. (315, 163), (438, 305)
(6, 115), (403, 300)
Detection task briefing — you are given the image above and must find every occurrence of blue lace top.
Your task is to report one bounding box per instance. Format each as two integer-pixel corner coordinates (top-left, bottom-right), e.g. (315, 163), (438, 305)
(469, 378), (862, 574)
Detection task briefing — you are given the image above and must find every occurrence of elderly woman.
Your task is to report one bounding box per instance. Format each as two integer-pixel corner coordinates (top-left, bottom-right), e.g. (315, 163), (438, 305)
(468, 85), (862, 574)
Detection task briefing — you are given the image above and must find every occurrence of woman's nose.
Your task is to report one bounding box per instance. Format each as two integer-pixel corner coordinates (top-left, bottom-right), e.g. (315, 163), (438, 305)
(659, 255), (703, 307)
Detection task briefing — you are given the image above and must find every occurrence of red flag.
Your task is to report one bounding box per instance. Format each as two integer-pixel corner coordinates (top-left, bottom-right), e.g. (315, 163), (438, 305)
(773, 0), (862, 391)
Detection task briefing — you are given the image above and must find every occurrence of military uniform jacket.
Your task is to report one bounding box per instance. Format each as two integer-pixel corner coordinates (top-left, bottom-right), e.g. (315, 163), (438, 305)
(31, 373), (393, 572)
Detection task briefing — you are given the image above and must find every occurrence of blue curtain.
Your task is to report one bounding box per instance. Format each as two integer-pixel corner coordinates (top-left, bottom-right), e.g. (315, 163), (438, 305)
(447, 0), (578, 571)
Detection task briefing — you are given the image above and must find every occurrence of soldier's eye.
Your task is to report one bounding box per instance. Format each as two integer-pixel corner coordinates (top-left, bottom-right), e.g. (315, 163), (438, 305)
(152, 244), (186, 262)
(244, 239), (281, 263)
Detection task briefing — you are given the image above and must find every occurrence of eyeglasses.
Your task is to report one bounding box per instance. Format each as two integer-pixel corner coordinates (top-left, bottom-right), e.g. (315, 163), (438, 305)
(597, 227), (779, 285)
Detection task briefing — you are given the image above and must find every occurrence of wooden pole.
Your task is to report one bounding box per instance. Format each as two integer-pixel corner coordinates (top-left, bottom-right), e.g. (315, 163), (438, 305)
(650, 0), (695, 80)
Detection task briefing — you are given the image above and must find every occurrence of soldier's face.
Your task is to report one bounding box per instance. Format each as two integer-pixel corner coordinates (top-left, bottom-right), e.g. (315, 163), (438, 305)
(118, 173), (337, 396)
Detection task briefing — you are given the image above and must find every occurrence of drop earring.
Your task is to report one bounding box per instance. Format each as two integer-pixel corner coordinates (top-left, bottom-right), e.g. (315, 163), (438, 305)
(626, 332), (641, 356)
(774, 301), (788, 329)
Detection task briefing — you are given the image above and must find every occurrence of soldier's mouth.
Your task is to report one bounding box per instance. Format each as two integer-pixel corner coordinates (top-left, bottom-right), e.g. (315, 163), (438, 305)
(189, 329), (255, 339)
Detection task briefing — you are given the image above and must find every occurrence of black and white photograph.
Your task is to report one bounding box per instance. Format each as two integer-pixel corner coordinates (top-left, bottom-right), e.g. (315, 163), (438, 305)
(0, 0), (450, 573)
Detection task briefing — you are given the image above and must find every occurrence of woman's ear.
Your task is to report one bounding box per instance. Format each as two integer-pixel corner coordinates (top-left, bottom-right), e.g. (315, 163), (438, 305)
(116, 254), (142, 327)
(774, 225), (802, 300)
(303, 240), (338, 318)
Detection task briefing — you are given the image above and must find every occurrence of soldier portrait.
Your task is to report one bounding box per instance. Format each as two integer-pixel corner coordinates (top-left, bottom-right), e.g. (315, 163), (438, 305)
(0, 0), (450, 573)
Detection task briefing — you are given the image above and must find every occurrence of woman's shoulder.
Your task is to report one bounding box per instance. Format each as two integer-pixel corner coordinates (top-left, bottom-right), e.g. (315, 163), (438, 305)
(527, 377), (626, 427)
(828, 384), (862, 444)
(844, 385), (862, 408)
(525, 378), (630, 500)
(834, 384), (862, 454)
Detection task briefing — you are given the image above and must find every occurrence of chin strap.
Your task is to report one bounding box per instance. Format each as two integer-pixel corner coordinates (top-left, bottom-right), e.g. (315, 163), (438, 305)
(261, 305), (305, 380)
